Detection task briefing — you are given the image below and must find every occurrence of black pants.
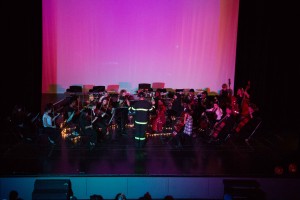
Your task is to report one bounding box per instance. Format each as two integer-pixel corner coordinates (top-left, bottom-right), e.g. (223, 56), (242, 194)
(134, 122), (147, 148)
(116, 108), (128, 133)
(82, 128), (97, 145)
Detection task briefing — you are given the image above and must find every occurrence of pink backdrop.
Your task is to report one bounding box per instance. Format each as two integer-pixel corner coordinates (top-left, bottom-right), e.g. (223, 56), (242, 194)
(42, 0), (239, 94)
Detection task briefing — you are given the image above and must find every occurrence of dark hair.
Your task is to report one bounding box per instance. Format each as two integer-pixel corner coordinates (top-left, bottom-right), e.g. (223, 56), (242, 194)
(115, 193), (126, 200)
(226, 105), (232, 110)
(120, 89), (127, 94)
(202, 91), (208, 95)
(222, 83), (228, 88)
(143, 192), (152, 200)
(9, 190), (18, 200)
(163, 195), (174, 200)
(138, 92), (145, 98)
(90, 194), (103, 200)
(44, 103), (53, 111)
(101, 97), (108, 102)
(82, 108), (92, 115)
(185, 108), (192, 115)
(69, 96), (78, 104)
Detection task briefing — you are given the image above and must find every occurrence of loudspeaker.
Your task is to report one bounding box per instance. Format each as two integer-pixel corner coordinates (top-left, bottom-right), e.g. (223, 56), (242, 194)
(157, 88), (167, 93)
(223, 179), (264, 199)
(90, 86), (105, 92)
(32, 179), (73, 200)
(67, 85), (82, 93)
(138, 83), (151, 90)
(175, 89), (184, 93)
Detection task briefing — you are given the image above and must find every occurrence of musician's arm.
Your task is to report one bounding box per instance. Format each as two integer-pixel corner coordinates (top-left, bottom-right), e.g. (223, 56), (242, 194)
(85, 125), (93, 129)
(91, 116), (98, 124)
(126, 99), (130, 107)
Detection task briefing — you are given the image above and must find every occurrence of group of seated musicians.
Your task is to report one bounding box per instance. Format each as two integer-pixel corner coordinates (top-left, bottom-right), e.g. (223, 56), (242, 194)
(59, 89), (131, 146)
(45, 81), (258, 147)
(147, 82), (258, 144)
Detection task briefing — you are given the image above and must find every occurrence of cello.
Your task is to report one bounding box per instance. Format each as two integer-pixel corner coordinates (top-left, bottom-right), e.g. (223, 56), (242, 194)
(210, 116), (227, 139)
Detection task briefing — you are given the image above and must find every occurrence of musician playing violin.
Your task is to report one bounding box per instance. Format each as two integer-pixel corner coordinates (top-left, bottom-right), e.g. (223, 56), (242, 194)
(86, 93), (97, 106)
(63, 95), (80, 125)
(92, 97), (112, 142)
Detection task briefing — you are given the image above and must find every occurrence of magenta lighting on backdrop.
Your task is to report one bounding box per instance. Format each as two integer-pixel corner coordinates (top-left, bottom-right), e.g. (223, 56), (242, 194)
(42, 0), (239, 94)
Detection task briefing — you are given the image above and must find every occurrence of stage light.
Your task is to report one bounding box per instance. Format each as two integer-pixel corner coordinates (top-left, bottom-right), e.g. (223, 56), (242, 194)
(288, 163), (297, 174)
(274, 166), (284, 175)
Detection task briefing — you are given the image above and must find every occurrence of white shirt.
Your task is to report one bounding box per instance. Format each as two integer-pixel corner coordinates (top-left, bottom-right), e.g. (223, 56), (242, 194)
(206, 107), (223, 120)
(42, 112), (53, 128)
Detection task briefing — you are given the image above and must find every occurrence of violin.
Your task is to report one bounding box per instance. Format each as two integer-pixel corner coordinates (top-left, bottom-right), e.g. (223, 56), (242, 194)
(95, 99), (112, 118)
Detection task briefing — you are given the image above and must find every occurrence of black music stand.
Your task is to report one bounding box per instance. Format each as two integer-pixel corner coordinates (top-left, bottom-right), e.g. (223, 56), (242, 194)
(89, 86), (105, 93)
(113, 107), (129, 137)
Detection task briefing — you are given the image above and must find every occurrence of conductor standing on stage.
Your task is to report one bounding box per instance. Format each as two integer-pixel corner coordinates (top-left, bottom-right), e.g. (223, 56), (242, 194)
(129, 91), (155, 148)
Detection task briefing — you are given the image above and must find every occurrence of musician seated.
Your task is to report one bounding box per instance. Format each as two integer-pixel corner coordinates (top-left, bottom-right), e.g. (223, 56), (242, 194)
(85, 93), (97, 106)
(208, 105), (236, 144)
(42, 103), (61, 145)
(78, 108), (97, 148)
(171, 108), (193, 148)
(93, 97), (111, 142)
(233, 101), (260, 140)
(10, 104), (37, 141)
(63, 95), (80, 126)
(99, 90), (109, 103)
(206, 101), (223, 127)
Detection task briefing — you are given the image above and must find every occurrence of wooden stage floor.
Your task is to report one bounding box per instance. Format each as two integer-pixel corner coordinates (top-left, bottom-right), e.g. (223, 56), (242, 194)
(0, 93), (299, 179)
(0, 128), (298, 178)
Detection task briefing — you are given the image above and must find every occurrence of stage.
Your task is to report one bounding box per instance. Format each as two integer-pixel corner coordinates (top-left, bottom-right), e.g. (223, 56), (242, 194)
(0, 93), (299, 199)
(1, 126), (297, 177)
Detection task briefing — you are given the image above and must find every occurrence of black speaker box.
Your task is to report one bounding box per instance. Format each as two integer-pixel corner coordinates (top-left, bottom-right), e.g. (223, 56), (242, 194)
(223, 179), (264, 199)
(157, 88), (167, 93)
(68, 85), (82, 93)
(175, 89), (184, 93)
(138, 83), (151, 90)
(90, 86), (105, 92)
(32, 179), (73, 200)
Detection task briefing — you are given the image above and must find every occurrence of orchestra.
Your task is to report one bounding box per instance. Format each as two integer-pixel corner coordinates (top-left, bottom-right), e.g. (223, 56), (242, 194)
(44, 81), (259, 147)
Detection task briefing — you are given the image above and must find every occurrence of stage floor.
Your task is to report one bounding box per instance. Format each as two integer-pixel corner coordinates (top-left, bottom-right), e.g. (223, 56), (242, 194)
(1, 124), (299, 178)
(0, 93), (299, 178)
